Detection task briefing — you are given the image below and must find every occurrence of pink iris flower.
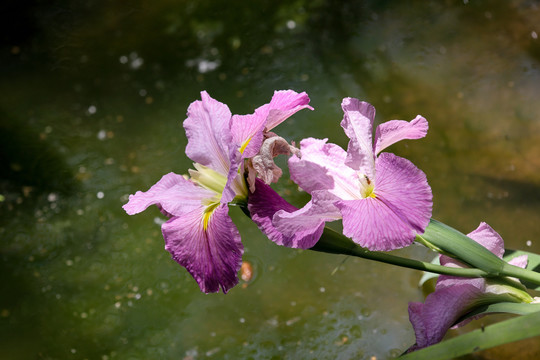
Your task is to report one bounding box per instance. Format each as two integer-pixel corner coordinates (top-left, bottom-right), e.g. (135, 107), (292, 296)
(255, 97), (432, 251)
(408, 222), (530, 351)
(123, 90), (312, 293)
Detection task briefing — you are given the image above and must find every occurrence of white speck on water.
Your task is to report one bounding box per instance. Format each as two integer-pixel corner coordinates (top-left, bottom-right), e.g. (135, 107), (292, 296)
(119, 55), (128, 64)
(532, 31), (538, 40)
(97, 129), (107, 140)
(81, 312), (88, 319)
(97, 191), (104, 199)
(71, 349), (77, 354)
(239, 317), (245, 323)
(44, 126), (52, 134)
(66, 259), (74, 266)
(88, 105), (97, 115)
(206, 348), (220, 357)
(290, 301), (296, 306)
(76, 209), (84, 215)
(319, 287), (326, 293)
(135, 293), (141, 300)
(47, 193), (57, 202)
(526, 240), (532, 247)
(114, 302), (121, 309)
(139, 89), (147, 97)
(286, 20), (296, 29)
(154, 217), (166, 225)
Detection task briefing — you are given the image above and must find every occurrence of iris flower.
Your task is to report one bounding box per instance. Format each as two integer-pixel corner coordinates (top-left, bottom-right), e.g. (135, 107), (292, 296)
(123, 90), (312, 293)
(260, 97), (432, 251)
(408, 222), (531, 351)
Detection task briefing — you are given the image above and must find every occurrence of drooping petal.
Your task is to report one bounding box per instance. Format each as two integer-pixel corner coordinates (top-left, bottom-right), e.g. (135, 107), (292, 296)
(123, 172), (215, 217)
(184, 91), (233, 176)
(162, 203), (243, 294)
(288, 138), (358, 199)
(374, 152), (432, 234)
(373, 115), (428, 155)
(273, 190), (340, 249)
(408, 284), (484, 351)
(340, 97), (376, 177)
(248, 179), (326, 249)
(337, 152), (431, 251)
(263, 90), (313, 131)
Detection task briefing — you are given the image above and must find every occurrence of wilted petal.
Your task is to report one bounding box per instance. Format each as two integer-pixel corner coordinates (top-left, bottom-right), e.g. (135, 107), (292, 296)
(248, 179), (326, 249)
(123, 172), (214, 217)
(184, 91), (233, 175)
(249, 135), (299, 186)
(374, 116), (428, 155)
(288, 138), (358, 198)
(408, 284), (484, 351)
(340, 97), (376, 177)
(263, 90), (313, 131)
(162, 204), (243, 293)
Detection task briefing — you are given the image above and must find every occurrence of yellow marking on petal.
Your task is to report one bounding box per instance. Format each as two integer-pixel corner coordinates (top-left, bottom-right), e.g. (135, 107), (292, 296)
(202, 202), (220, 230)
(239, 137), (252, 154)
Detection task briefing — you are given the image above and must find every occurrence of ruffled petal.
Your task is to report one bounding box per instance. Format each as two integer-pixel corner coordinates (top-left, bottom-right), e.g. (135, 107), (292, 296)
(263, 90), (313, 131)
(374, 116), (428, 155)
(374, 152), (432, 234)
(248, 179), (326, 249)
(184, 91), (233, 175)
(123, 172), (214, 217)
(288, 138), (358, 199)
(337, 152), (431, 251)
(408, 284), (484, 351)
(337, 197), (416, 251)
(162, 203), (243, 294)
(340, 97), (376, 177)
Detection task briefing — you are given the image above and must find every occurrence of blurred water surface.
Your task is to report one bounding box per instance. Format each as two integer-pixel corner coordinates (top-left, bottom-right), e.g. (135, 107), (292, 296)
(1, 1), (539, 359)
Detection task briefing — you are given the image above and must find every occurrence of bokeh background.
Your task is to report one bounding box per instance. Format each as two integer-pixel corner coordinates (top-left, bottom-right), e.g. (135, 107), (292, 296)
(1, 1), (539, 359)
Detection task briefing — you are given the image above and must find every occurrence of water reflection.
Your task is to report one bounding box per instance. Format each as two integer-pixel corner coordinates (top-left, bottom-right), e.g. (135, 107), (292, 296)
(1, 0), (539, 359)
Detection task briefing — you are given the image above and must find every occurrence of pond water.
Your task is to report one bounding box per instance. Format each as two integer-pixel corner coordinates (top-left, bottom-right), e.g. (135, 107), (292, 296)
(1, 1), (539, 359)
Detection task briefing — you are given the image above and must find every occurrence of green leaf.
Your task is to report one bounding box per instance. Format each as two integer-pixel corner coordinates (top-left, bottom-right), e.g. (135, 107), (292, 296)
(400, 310), (540, 360)
(504, 249), (540, 290)
(420, 219), (505, 275)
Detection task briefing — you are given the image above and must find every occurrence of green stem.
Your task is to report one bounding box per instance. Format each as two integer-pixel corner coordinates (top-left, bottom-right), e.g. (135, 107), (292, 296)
(311, 227), (488, 278)
(501, 262), (540, 287)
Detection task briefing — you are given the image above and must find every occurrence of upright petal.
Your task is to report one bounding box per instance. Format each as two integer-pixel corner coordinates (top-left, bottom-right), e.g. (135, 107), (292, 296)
(288, 138), (358, 199)
(248, 179), (326, 249)
(162, 204), (243, 294)
(373, 115), (428, 155)
(184, 91), (233, 175)
(230, 112), (266, 158)
(466, 222), (505, 259)
(263, 90), (313, 131)
(340, 98), (376, 177)
(123, 172), (214, 217)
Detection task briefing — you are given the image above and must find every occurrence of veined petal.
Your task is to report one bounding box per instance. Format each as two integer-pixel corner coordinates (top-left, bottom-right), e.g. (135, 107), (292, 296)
(273, 190), (340, 249)
(374, 115), (428, 155)
(374, 152), (432, 235)
(162, 203), (243, 294)
(230, 112), (266, 158)
(123, 172), (215, 217)
(248, 179), (326, 249)
(263, 90), (313, 131)
(184, 91), (233, 175)
(340, 97), (376, 177)
(288, 138), (358, 199)
(408, 284), (484, 351)
(465, 222), (505, 259)
(337, 197), (416, 251)
(337, 152), (431, 251)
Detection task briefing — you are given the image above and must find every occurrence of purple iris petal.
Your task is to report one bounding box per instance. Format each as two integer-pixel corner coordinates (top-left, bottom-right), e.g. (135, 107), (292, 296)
(340, 97), (376, 177)
(408, 223), (529, 351)
(374, 116), (429, 155)
(162, 203), (243, 294)
(263, 90), (313, 131)
(123, 172), (214, 217)
(184, 91), (233, 176)
(248, 179), (325, 249)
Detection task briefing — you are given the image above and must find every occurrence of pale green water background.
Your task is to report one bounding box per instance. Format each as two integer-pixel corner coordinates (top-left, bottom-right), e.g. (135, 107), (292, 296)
(1, 1), (540, 359)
